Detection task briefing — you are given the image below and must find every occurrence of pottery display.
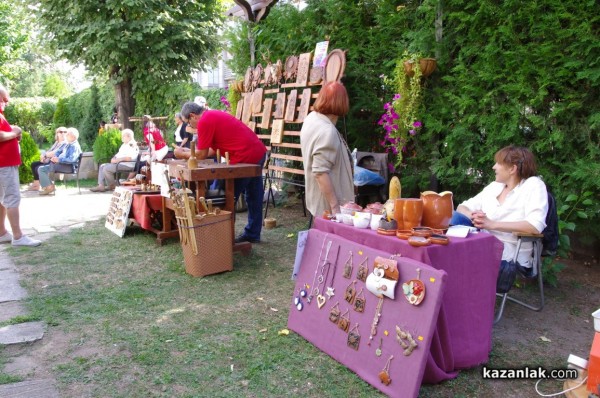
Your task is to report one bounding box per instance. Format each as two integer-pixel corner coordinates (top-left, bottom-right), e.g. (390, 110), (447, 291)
(394, 198), (423, 231)
(377, 217), (398, 236)
(366, 202), (384, 214)
(340, 201), (363, 215)
(412, 227), (433, 238)
(370, 214), (384, 230)
(420, 191), (454, 230)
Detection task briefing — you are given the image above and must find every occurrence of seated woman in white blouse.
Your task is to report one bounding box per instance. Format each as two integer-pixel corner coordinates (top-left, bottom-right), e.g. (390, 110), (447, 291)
(452, 145), (548, 277)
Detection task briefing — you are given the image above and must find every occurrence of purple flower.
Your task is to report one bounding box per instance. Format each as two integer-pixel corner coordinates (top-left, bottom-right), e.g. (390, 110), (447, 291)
(409, 130), (416, 136)
(413, 121), (422, 128)
(393, 94), (401, 100)
(388, 162), (396, 173)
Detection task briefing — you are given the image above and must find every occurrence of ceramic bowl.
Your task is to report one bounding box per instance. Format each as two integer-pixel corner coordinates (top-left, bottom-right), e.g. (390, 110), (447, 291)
(396, 229), (413, 240)
(340, 201), (363, 215)
(342, 214), (354, 225)
(408, 236), (431, 247)
(335, 213), (344, 222)
(370, 214), (384, 230)
(353, 217), (370, 229)
(430, 233), (450, 245)
(412, 227), (433, 238)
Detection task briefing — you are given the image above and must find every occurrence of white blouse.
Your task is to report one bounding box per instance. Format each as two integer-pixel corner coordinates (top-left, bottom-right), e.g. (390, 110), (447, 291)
(459, 176), (548, 266)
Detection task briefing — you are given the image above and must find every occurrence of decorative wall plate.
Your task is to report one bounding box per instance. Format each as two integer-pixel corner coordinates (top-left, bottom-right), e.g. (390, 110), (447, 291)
(296, 52), (311, 86)
(296, 88), (312, 123)
(273, 60), (283, 85)
(284, 55), (298, 81)
(273, 92), (286, 119)
(284, 89), (298, 122)
(309, 67), (323, 84)
(323, 49), (346, 83)
(251, 88), (264, 114)
(259, 97), (273, 129)
(264, 63), (273, 85)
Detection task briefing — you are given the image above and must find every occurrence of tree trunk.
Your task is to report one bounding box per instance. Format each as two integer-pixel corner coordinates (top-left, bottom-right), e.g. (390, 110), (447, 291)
(114, 77), (135, 130)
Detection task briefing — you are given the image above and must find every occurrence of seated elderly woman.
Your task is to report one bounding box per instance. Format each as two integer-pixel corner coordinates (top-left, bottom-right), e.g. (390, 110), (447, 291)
(37, 127), (82, 195)
(27, 126), (67, 191)
(90, 129), (139, 192)
(452, 145), (548, 283)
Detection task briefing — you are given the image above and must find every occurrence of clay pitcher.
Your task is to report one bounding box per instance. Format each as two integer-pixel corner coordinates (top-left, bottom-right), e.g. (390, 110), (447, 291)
(187, 144), (198, 169)
(402, 198), (424, 230)
(420, 191), (454, 229)
(393, 198), (407, 230)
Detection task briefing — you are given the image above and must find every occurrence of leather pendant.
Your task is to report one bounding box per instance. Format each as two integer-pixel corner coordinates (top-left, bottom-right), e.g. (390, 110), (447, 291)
(316, 294), (326, 309)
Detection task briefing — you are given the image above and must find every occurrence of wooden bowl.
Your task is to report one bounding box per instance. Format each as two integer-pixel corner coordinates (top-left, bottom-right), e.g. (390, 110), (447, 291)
(408, 236), (431, 247)
(264, 218), (277, 229)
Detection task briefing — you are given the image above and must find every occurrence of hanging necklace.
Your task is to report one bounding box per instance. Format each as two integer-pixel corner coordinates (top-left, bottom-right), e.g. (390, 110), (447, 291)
(368, 296), (384, 345)
(308, 238), (331, 304)
(379, 355), (394, 385)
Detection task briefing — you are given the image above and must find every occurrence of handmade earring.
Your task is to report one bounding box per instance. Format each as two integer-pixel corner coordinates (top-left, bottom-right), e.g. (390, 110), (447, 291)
(342, 251), (353, 279)
(395, 326), (418, 356)
(368, 297), (384, 345)
(402, 268), (426, 305)
(329, 302), (341, 324)
(345, 280), (357, 305)
(338, 309), (350, 332)
(293, 288), (308, 311)
(356, 256), (369, 282)
(379, 355), (394, 386)
(375, 338), (383, 357)
(347, 323), (361, 351)
(353, 288), (366, 313)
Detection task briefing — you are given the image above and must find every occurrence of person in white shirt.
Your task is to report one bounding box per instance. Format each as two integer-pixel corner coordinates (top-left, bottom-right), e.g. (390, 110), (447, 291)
(90, 129), (139, 192)
(453, 145), (548, 276)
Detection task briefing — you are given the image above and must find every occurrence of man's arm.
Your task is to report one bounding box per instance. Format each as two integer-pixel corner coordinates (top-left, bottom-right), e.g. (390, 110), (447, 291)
(0, 126), (21, 142)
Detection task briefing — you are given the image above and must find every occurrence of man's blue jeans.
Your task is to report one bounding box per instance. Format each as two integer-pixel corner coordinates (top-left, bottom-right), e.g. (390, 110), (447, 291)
(234, 154), (266, 241)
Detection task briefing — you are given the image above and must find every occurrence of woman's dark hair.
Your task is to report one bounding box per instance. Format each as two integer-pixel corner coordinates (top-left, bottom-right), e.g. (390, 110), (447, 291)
(494, 145), (537, 179)
(313, 82), (350, 116)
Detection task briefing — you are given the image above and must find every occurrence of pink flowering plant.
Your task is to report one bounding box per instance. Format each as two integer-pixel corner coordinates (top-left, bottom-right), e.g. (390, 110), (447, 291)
(379, 53), (424, 170)
(378, 93), (423, 170)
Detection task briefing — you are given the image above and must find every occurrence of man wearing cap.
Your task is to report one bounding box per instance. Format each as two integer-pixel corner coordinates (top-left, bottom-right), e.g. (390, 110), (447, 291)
(0, 85), (41, 247)
(180, 102), (266, 244)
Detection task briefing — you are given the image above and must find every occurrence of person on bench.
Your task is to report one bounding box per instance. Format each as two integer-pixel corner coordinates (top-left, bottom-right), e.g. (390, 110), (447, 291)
(37, 127), (82, 196)
(300, 81), (355, 217)
(90, 129), (139, 192)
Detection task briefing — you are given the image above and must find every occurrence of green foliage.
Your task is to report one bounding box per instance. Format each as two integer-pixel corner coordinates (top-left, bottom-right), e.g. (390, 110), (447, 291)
(3, 98), (56, 145)
(92, 129), (121, 164)
(0, 0), (29, 79)
(42, 72), (72, 98)
(53, 98), (71, 127)
(17, 131), (40, 184)
(226, 0), (600, 247)
(80, 85), (102, 151)
(32, 0), (224, 120)
(543, 191), (595, 286)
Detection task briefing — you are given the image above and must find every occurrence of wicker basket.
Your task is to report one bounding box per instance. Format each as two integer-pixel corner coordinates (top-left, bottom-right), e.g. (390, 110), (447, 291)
(179, 211), (233, 277)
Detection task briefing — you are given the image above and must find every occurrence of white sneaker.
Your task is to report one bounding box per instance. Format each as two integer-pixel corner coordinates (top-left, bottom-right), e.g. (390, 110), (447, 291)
(12, 235), (42, 247)
(0, 232), (13, 243)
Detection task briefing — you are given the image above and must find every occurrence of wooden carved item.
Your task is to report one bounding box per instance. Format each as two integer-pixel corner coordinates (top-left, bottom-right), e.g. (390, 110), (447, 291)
(273, 60), (283, 85)
(270, 119), (284, 144)
(251, 88), (264, 114)
(284, 89), (298, 122)
(323, 49), (346, 83)
(243, 66), (253, 92)
(235, 99), (244, 120)
(264, 63), (273, 86)
(252, 64), (263, 90)
(241, 93), (253, 123)
(297, 88), (312, 123)
(296, 52), (311, 86)
(309, 67), (323, 85)
(246, 121), (256, 133)
(284, 55), (298, 82)
(259, 98), (274, 129)
(273, 92), (286, 119)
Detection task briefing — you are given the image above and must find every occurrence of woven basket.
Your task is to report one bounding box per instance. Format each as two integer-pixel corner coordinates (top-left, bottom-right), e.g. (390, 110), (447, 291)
(179, 211), (233, 277)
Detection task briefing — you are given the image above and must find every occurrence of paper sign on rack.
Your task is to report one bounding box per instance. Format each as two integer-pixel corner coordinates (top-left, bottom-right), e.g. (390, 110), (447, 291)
(313, 41), (329, 67)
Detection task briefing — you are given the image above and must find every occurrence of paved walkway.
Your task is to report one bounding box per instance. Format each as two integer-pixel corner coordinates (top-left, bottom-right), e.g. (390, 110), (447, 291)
(0, 186), (112, 398)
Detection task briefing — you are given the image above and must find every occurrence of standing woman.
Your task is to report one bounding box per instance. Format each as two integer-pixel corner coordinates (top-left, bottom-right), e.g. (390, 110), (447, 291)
(27, 126), (68, 191)
(300, 82), (354, 217)
(142, 115), (167, 161)
(173, 113), (191, 148)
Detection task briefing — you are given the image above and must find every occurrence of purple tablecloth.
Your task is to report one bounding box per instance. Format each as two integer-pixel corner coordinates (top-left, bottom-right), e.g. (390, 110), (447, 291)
(313, 217), (504, 382)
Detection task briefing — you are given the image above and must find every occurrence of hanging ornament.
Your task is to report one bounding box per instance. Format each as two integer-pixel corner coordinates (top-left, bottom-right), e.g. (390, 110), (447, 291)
(347, 323), (361, 351)
(356, 256), (369, 282)
(353, 288), (366, 313)
(379, 355), (394, 386)
(342, 251), (353, 279)
(402, 268), (426, 305)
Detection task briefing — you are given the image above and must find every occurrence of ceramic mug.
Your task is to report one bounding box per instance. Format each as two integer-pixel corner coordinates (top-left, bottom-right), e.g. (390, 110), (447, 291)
(402, 198), (424, 230)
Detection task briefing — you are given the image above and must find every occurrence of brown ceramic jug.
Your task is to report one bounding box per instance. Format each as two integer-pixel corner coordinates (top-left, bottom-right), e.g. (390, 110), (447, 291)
(402, 198), (424, 230)
(420, 191), (454, 230)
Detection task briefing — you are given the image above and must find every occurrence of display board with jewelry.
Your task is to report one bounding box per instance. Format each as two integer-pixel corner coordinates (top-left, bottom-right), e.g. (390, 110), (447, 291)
(288, 229), (447, 398)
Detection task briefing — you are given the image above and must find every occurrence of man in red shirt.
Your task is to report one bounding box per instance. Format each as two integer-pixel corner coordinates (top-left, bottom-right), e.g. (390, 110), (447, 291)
(181, 102), (267, 243)
(0, 85), (41, 247)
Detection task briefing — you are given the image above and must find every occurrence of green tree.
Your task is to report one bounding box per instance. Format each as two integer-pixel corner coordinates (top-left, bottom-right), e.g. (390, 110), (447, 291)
(32, 0), (224, 128)
(42, 72), (72, 99)
(0, 0), (29, 82)
(80, 85), (102, 151)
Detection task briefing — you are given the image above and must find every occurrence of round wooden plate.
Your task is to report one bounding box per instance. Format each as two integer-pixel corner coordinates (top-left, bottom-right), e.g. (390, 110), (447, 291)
(323, 49), (346, 83)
